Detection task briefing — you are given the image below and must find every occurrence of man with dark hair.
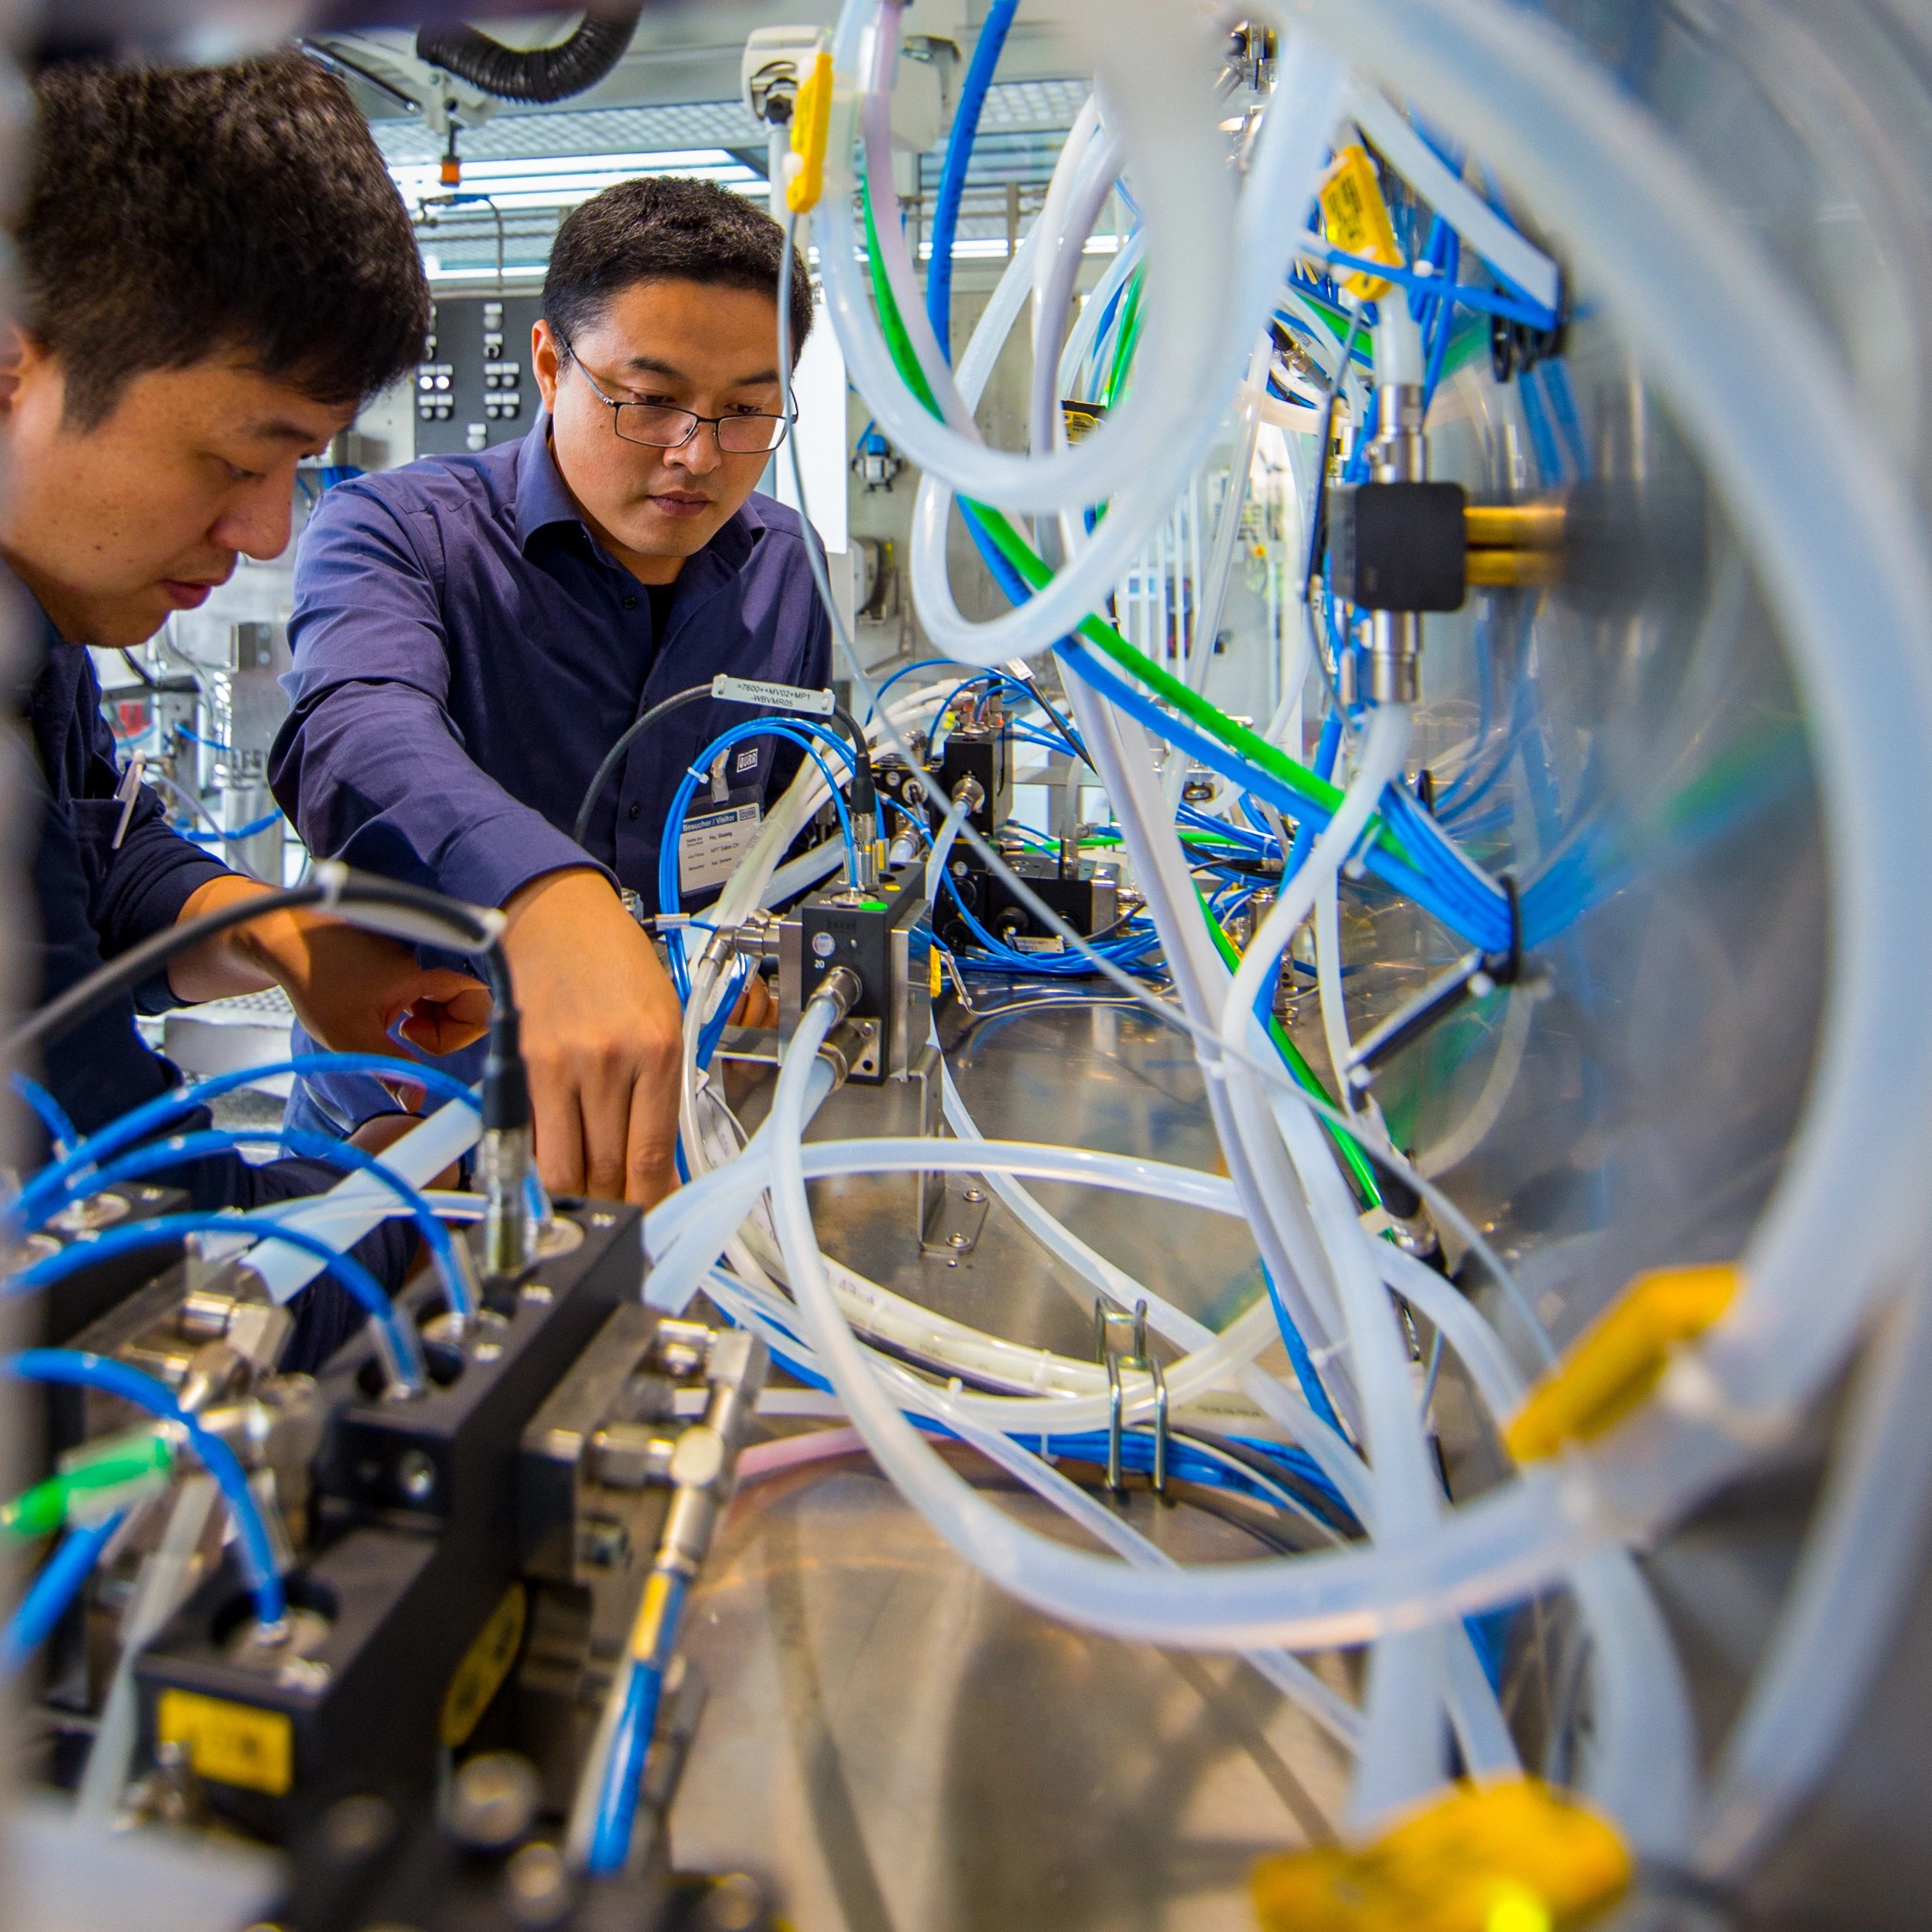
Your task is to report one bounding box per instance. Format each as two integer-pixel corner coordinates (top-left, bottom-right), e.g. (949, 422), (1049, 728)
(4, 53), (489, 1363)
(274, 175), (831, 1209)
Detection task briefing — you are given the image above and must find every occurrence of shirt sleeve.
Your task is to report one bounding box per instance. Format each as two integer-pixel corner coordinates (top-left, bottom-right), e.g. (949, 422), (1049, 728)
(273, 482), (611, 910)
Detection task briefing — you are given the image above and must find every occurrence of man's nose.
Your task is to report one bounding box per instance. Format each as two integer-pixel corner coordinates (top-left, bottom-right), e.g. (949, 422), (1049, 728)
(666, 423), (725, 478)
(212, 474), (294, 562)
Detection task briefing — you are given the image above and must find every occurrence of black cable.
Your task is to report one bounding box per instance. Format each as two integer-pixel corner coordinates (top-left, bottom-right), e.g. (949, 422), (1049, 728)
(572, 688), (872, 849)
(4, 869), (513, 1062)
(572, 684), (715, 847)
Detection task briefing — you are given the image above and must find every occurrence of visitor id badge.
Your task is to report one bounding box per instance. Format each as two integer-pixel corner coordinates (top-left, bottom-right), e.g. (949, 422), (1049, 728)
(679, 798), (763, 896)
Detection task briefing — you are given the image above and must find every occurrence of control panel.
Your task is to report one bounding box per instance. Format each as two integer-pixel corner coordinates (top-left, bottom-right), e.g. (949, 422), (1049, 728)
(413, 293), (545, 458)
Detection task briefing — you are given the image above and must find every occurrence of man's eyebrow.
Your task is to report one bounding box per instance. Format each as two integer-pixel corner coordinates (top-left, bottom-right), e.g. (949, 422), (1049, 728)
(619, 354), (782, 390)
(241, 417), (331, 445)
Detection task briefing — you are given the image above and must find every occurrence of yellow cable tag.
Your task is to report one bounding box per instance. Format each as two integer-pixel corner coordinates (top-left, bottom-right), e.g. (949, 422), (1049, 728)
(440, 1581), (527, 1747)
(787, 50), (835, 215)
(1318, 144), (1404, 301)
(157, 1688), (293, 1795)
(1252, 1778), (1631, 1932)
(1505, 1263), (1740, 1463)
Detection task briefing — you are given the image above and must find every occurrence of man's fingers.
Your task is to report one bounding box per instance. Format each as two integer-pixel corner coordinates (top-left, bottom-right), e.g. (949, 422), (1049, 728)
(528, 1056), (587, 1199)
(624, 1066), (679, 1209)
(578, 1049), (637, 1202)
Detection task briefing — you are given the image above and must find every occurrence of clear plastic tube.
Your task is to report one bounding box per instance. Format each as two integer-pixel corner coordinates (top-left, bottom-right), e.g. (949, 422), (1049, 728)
(820, 0), (1228, 517)
(1312, 0), (1932, 1426)
(902, 34), (1351, 663)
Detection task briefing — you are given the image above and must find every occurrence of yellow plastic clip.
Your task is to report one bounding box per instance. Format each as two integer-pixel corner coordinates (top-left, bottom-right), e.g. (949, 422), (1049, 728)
(1252, 1777), (1631, 1932)
(1505, 1262), (1740, 1464)
(787, 49), (835, 215)
(1317, 144), (1404, 301)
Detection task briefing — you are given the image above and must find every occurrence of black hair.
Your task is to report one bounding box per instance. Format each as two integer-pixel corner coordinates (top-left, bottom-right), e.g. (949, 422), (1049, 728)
(543, 176), (812, 366)
(18, 52), (429, 429)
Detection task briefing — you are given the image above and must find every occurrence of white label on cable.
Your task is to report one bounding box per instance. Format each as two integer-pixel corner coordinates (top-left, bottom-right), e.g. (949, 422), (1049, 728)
(712, 675), (835, 717)
(678, 802), (763, 896)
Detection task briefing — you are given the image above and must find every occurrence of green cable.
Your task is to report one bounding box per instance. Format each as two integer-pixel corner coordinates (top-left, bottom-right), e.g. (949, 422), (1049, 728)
(854, 199), (1390, 1206)
(1099, 271), (1144, 408)
(856, 203), (1420, 870)
(1195, 887), (1383, 1210)
(2, 1426), (174, 1541)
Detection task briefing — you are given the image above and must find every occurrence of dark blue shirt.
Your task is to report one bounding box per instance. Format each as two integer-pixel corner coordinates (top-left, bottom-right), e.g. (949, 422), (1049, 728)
(18, 605), (408, 1367)
(271, 414), (830, 1129)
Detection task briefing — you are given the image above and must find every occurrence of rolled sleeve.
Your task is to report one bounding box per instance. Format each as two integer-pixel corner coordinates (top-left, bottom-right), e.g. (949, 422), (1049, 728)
(272, 483), (610, 910)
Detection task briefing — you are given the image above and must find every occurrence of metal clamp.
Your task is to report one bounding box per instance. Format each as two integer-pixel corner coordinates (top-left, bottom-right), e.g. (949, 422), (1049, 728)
(1094, 1299), (1168, 1500)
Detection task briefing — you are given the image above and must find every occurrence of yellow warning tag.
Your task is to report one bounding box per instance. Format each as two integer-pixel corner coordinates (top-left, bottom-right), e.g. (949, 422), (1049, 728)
(1318, 145), (1404, 301)
(440, 1582), (527, 1747)
(1506, 1263), (1739, 1463)
(1252, 1778), (1631, 1932)
(787, 50), (835, 215)
(929, 944), (944, 1001)
(157, 1688), (293, 1796)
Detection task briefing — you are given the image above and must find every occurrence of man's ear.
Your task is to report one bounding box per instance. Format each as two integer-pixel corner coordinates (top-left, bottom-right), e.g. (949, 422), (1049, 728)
(531, 318), (562, 414)
(0, 322), (52, 424)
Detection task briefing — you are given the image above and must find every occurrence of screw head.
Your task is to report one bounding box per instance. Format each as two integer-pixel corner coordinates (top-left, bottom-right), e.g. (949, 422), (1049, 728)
(397, 1449), (437, 1502)
(448, 1752), (540, 1852)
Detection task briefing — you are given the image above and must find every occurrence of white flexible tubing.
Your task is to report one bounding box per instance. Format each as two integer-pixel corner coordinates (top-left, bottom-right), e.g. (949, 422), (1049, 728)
(1345, 82), (1560, 314)
(901, 36), (1350, 662)
(822, 0), (1225, 516)
(1697, 1271), (1932, 1879)
(647, 1133), (1277, 1428)
(1271, 1051), (1455, 1821)
(1378, 1240), (1698, 1859)
(1061, 673), (1360, 1426)
(902, 1373), (1365, 1751)
(1032, 93), (1102, 380)
(1029, 131), (1126, 463)
(859, 2), (979, 440)
(1311, 0), (1932, 1423)
(1183, 334), (1272, 702)
(1057, 224), (1143, 397)
(1314, 871), (1361, 1126)
(762, 1001), (1599, 1653)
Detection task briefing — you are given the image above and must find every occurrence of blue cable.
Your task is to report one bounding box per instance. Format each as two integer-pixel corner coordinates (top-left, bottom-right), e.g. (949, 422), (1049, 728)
(0, 1509), (127, 1680)
(584, 1568), (689, 1873)
(8, 1215), (420, 1394)
(11, 1073), (79, 1159)
(867, 657), (957, 717)
(184, 808), (283, 843)
(13, 1054), (478, 1232)
(37, 1126), (474, 1324)
(656, 721), (860, 999)
(926, 0), (1019, 363)
(173, 726), (233, 752)
(5, 1350), (285, 1629)
(696, 958), (750, 1073)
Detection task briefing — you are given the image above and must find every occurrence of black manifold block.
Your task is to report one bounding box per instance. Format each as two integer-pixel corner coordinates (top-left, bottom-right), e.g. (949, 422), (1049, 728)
(130, 1203), (644, 1842)
(1327, 480), (1468, 612)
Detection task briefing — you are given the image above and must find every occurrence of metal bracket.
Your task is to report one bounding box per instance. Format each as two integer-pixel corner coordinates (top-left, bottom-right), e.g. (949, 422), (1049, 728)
(1343, 874), (1526, 1092)
(1094, 1299), (1168, 1500)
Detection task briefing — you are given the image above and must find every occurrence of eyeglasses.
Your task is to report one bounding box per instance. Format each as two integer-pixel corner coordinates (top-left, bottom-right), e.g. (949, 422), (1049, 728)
(557, 331), (793, 456)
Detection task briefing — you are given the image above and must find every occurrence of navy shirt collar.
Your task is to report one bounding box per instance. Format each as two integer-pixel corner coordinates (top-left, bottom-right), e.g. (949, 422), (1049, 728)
(512, 410), (773, 592)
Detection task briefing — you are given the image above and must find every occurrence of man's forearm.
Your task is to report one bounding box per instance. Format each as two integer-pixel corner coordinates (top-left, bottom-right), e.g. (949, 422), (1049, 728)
(167, 872), (314, 1003)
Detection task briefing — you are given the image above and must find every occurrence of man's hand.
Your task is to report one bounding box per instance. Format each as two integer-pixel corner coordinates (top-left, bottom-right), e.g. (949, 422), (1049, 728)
(730, 970), (777, 1030)
(170, 875), (493, 1068)
(499, 867), (684, 1208)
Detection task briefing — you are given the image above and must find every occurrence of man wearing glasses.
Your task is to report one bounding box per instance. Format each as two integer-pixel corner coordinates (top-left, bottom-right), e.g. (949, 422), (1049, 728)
(271, 178), (829, 1209)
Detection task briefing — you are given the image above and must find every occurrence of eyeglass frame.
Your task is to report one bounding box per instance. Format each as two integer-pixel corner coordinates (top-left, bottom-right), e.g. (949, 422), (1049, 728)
(552, 328), (795, 456)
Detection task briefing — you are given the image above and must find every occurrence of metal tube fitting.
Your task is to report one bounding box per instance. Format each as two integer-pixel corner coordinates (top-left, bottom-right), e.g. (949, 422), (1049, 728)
(479, 1124), (536, 1277)
(1368, 381), (1428, 705)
